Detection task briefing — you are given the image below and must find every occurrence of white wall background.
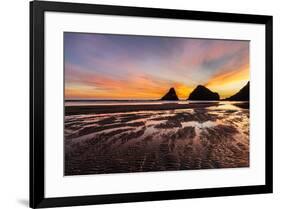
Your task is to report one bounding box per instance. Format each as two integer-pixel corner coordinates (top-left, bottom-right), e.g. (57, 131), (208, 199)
(0, 0), (279, 208)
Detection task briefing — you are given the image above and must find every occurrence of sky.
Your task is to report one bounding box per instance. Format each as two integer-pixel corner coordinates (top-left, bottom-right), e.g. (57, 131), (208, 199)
(64, 32), (249, 100)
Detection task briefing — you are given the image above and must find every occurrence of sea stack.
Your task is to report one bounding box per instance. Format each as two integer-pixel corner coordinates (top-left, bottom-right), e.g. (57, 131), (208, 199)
(161, 87), (179, 100)
(188, 85), (219, 101)
(225, 82), (249, 101)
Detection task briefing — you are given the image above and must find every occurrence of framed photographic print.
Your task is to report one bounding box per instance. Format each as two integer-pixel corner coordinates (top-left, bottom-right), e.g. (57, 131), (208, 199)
(30, 0), (273, 208)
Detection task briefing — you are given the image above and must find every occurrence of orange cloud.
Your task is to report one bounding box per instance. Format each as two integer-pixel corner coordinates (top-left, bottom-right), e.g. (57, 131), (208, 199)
(65, 63), (249, 100)
(205, 64), (249, 99)
(65, 49), (249, 100)
(65, 63), (182, 99)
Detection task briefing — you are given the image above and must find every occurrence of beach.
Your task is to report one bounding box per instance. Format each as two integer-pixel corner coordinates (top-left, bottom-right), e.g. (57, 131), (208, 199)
(65, 102), (221, 115)
(64, 101), (249, 175)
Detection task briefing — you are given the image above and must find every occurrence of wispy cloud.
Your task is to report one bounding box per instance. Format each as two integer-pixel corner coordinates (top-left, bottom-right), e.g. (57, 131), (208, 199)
(65, 63), (193, 99)
(65, 33), (249, 99)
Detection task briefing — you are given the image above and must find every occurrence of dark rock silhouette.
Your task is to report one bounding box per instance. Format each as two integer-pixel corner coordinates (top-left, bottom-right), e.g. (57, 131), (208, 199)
(188, 85), (219, 101)
(225, 82), (249, 101)
(161, 88), (179, 100)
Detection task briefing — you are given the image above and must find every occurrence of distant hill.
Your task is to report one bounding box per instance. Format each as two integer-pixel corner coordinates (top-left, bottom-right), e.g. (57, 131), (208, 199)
(188, 85), (220, 101)
(160, 87), (179, 100)
(225, 82), (249, 101)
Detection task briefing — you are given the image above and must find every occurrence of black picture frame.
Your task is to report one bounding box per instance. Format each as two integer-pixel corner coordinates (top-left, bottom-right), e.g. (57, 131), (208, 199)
(30, 1), (273, 208)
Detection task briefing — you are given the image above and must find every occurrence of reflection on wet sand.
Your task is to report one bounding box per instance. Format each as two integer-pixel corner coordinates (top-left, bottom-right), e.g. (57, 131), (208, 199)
(64, 102), (249, 175)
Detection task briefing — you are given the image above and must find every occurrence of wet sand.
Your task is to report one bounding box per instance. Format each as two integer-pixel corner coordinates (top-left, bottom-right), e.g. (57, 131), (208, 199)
(65, 102), (219, 116)
(64, 102), (249, 175)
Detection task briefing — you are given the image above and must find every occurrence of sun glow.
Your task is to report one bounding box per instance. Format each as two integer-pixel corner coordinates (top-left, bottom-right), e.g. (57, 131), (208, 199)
(64, 33), (249, 100)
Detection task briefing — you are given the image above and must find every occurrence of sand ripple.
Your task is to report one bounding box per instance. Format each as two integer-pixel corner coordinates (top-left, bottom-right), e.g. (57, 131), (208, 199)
(65, 106), (249, 175)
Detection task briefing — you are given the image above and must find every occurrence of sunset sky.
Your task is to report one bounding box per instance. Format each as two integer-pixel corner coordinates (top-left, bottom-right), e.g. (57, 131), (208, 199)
(64, 32), (249, 100)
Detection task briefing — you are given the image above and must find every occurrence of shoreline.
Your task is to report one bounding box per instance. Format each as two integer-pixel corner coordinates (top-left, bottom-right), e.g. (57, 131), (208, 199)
(65, 102), (249, 116)
(65, 102), (221, 116)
